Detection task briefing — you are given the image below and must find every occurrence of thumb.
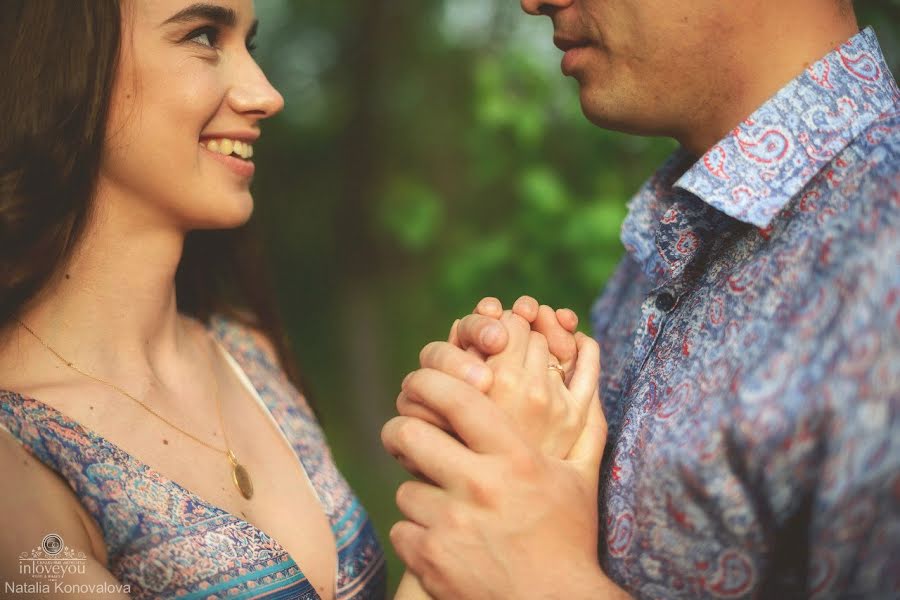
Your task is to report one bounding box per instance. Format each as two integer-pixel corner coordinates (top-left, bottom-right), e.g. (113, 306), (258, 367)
(566, 390), (607, 483)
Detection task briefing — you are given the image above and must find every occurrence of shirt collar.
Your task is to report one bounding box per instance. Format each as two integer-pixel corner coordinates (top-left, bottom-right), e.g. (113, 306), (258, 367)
(673, 27), (898, 228)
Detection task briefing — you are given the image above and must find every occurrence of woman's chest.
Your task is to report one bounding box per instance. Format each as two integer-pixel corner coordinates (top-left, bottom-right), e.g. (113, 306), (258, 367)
(17, 380), (345, 598)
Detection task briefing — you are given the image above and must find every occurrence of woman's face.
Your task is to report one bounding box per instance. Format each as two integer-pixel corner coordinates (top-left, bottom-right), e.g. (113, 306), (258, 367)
(99, 0), (283, 232)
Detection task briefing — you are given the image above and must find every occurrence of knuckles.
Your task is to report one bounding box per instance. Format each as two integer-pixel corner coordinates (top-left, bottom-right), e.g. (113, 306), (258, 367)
(491, 363), (522, 395)
(524, 374), (550, 411)
(462, 472), (498, 507)
(442, 504), (472, 531)
(528, 330), (549, 352)
(505, 447), (542, 481)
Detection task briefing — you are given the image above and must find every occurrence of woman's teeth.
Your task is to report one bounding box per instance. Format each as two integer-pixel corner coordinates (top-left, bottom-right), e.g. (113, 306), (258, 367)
(202, 138), (254, 159)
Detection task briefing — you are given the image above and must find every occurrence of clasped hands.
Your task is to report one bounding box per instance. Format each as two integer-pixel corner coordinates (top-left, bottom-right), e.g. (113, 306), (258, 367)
(382, 296), (622, 599)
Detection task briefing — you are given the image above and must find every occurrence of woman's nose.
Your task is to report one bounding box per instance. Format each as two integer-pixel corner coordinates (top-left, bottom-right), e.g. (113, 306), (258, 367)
(228, 61), (285, 120)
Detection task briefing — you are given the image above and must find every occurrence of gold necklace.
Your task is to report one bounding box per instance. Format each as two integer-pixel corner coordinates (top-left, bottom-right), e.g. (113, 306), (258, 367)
(16, 318), (255, 500)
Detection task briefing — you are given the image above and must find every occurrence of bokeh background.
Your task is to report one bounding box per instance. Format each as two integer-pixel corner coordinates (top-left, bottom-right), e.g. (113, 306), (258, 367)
(248, 1), (899, 591)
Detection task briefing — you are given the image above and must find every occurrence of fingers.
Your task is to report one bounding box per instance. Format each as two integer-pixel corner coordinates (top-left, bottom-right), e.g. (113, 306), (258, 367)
(456, 313), (509, 356)
(474, 297), (503, 318)
(523, 331), (551, 375)
(512, 296), (577, 333)
(397, 390), (451, 432)
(565, 333), (605, 475)
(452, 298), (580, 361)
(485, 311), (532, 369)
(402, 368), (521, 454)
(396, 480), (450, 527)
(382, 416), (474, 488)
(567, 389), (608, 480)
(568, 333), (601, 405)
(512, 295), (539, 322)
(556, 308), (579, 332)
(532, 304), (578, 368)
(418, 341), (493, 392)
(452, 296), (504, 355)
(390, 520), (429, 576)
(521, 331), (572, 456)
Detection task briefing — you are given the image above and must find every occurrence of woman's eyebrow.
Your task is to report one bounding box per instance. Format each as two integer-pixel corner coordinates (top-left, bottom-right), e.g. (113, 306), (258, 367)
(162, 3), (234, 27)
(160, 2), (258, 34)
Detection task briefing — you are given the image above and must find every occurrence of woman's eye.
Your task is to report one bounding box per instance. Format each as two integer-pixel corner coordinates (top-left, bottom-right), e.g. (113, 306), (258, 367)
(187, 26), (218, 48)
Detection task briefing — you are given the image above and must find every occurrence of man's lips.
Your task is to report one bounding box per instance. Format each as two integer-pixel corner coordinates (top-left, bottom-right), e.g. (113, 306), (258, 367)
(553, 35), (591, 53)
(555, 36), (593, 76)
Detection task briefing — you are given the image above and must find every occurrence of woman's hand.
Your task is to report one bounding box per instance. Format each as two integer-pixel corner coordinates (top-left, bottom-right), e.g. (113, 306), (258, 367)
(389, 297), (611, 600)
(460, 296), (580, 379)
(477, 309), (598, 457)
(396, 296), (597, 459)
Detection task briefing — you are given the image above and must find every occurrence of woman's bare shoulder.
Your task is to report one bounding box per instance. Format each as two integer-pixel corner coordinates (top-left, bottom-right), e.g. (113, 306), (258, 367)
(0, 435), (130, 595)
(0, 426), (106, 568)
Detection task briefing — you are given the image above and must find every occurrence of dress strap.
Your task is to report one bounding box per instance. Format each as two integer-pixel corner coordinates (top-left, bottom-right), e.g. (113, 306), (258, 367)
(0, 392), (158, 561)
(0, 391), (86, 476)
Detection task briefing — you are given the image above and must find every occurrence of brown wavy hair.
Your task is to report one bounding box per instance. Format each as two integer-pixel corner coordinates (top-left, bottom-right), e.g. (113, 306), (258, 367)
(0, 0), (305, 392)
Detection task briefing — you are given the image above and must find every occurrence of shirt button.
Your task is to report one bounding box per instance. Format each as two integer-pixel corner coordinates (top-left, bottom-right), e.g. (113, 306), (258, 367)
(655, 292), (676, 312)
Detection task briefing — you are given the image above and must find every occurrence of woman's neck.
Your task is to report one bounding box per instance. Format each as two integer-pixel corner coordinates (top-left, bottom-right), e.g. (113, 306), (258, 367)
(13, 202), (200, 389)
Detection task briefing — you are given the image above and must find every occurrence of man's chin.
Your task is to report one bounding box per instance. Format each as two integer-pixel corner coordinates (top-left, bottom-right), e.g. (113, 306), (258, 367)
(578, 92), (670, 139)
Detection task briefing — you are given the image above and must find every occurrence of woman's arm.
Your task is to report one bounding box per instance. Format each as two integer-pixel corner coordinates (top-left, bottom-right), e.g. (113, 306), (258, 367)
(0, 429), (131, 599)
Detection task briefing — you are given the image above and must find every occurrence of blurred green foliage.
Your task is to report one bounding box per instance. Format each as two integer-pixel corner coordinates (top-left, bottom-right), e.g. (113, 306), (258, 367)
(249, 1), (898, 591)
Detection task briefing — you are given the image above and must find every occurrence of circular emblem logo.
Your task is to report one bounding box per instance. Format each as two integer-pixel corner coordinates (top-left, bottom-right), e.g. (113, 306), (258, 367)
(41, 533), (64, 556)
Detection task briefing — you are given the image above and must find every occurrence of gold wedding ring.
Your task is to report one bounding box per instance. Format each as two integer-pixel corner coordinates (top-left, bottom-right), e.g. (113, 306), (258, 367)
(547, 363), (566, 380)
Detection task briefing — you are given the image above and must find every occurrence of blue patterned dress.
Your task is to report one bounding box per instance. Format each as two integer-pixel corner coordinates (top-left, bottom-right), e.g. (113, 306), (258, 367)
(0, 315), (386, 599)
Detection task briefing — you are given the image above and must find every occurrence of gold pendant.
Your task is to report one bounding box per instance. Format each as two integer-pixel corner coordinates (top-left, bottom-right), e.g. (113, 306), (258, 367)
(228, 450), (254, 499)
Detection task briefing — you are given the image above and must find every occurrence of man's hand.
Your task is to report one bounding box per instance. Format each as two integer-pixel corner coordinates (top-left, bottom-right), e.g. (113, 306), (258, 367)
(386, 296), (627, 598)
(382, 366), (627, 599)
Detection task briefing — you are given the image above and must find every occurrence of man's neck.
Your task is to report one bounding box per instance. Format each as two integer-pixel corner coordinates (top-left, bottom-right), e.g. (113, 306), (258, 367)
(677, 3), (859, 157)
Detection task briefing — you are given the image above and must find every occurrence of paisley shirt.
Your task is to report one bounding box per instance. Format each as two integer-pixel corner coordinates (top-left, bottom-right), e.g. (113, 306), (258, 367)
(0, 315), (386, 599)
(591, 27), (898, 599)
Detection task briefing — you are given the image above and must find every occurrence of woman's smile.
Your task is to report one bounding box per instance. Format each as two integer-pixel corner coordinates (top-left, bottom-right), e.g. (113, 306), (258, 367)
(199, 136), (256, 179)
